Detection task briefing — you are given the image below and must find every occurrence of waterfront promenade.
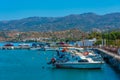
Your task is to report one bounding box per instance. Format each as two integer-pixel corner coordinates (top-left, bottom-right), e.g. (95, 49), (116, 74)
(97, 48), (120, 61)
(96, 48), (120, 71)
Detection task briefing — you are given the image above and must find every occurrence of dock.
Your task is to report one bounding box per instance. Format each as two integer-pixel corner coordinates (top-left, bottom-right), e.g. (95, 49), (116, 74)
(96, 48), (120, 61)
(0, 46), (30, 50)
(96, 48), (120, 70)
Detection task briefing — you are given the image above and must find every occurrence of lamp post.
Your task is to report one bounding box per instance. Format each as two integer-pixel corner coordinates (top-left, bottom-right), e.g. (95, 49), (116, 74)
(101, 30), (104, 47)
(106, 26), (110, 46)
(107, 29), (109, 46)
(100, 28), (106, 47)
(82, 33), (84, 47)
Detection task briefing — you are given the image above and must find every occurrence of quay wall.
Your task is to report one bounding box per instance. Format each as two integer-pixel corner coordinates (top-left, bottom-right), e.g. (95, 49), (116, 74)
(0, 46), (30, 50)
(95, 48), (120, 71)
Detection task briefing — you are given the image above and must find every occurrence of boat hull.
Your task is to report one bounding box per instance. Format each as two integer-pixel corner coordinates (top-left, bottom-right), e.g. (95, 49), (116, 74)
(54, 62), (103, 69)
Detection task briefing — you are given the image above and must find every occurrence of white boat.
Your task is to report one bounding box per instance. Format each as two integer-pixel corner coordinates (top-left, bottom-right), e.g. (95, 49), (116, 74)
(50, 49), (104, 69)
(30, 46), (56, 51)
(30, 47), (43, 50)
(44, 46), (57, 51)
(18, 43), (30, 49)
(54, 61), (103, 69)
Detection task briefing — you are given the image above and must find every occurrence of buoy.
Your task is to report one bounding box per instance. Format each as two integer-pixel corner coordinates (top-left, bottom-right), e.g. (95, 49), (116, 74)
(83, 52), (89, 56)
(61, 48), (68, 52)
(51, 58), (56, 64)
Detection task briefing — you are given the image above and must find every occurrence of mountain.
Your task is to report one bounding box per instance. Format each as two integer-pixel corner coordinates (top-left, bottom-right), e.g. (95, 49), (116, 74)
(0, 12), (120, 32)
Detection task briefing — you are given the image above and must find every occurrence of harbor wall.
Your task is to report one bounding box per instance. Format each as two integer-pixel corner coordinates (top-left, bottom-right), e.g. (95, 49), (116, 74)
(95, 48), (120, 71)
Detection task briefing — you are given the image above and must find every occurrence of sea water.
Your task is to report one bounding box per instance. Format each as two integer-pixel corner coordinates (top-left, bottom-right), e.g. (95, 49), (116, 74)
(0, 50), (120, 80)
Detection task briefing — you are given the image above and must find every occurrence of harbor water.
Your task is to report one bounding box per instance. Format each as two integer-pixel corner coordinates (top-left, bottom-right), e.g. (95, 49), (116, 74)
(0, 50), (120, 80)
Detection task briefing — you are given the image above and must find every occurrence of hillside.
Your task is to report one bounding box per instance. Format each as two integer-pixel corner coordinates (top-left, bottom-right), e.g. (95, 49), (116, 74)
(0, 13), (120, 32)
(0, 29), (86, 41)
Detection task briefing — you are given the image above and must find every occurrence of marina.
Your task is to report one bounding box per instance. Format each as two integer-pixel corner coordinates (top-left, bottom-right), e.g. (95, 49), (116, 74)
(96, 48), (120, 71)
(0, 0), (120, 80)
(48, 48), (104, 69)
(0, 44), (120, 80)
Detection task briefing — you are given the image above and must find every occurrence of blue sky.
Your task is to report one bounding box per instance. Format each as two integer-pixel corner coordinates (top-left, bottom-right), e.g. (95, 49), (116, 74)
(0, 0), (120, 20)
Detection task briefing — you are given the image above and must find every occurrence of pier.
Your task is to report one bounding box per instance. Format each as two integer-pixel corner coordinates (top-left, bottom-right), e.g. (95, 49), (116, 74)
(96, 48), (120, 70)
(0, 46), (30, 50)
(97, 48), (120, 61)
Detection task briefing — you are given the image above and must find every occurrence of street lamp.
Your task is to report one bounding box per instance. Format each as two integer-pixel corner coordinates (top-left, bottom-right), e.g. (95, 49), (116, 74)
(106, 26), (110, 46)
(101, 30), (104, 46)
(82, 32), (85, 47)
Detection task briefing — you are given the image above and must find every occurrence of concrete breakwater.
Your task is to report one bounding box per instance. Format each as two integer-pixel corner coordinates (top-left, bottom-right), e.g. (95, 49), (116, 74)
(0, 46), (30, 50)
(95, 48), (120, 71)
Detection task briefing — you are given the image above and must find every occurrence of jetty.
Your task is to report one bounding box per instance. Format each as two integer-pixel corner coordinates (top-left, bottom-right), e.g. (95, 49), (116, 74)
(97, 48), (120, 61)
(96, 48), (120, 70)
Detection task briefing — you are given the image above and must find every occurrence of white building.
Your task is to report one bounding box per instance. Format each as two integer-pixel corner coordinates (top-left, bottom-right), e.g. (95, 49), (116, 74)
(76, 38), (96, 47)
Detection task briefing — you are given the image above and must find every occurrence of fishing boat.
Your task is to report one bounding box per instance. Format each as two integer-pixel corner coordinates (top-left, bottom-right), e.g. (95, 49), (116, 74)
(44, 46), (57, 51)
(30, 43), (55, 51)
(30, 43), (45, 50)
(18, 43), (30, 49)
(48, 48), (104, 69)
(3, 43), (14, 50)
(30, 46), (56, 51)
(30, 47), (43, 50)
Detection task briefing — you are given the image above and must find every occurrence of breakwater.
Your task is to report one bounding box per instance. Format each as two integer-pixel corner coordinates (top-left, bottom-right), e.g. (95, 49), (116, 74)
(96, 48), (120, 71)
(0, 46), (30, 50)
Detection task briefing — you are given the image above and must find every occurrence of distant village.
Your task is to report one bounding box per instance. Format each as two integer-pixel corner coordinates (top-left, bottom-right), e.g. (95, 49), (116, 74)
(0, 28), (120, 48)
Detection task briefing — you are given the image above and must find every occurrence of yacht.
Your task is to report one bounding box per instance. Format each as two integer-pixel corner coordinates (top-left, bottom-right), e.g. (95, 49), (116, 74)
(49, 48), (104, 69)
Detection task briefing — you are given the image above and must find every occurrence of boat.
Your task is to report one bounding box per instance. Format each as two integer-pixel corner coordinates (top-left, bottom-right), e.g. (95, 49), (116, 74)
(3, 43), (14, 50)
(30, 47), (43, 50)
(30, 43), (45, 50)
(30, 46), (56, 51)
(18, 43), (30, 49)
(55, 61), (103, 69)
(30, 43), (56, 51)
(44, 46), (57, 51)
(48, 48), (104, 69)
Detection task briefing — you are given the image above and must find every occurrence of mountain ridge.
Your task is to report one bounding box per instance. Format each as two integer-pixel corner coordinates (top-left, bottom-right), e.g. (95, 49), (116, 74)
(0, 12), (120, 32)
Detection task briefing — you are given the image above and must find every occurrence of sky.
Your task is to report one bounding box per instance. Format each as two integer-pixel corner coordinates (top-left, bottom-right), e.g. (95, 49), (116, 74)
(0, 0), (120, 20)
